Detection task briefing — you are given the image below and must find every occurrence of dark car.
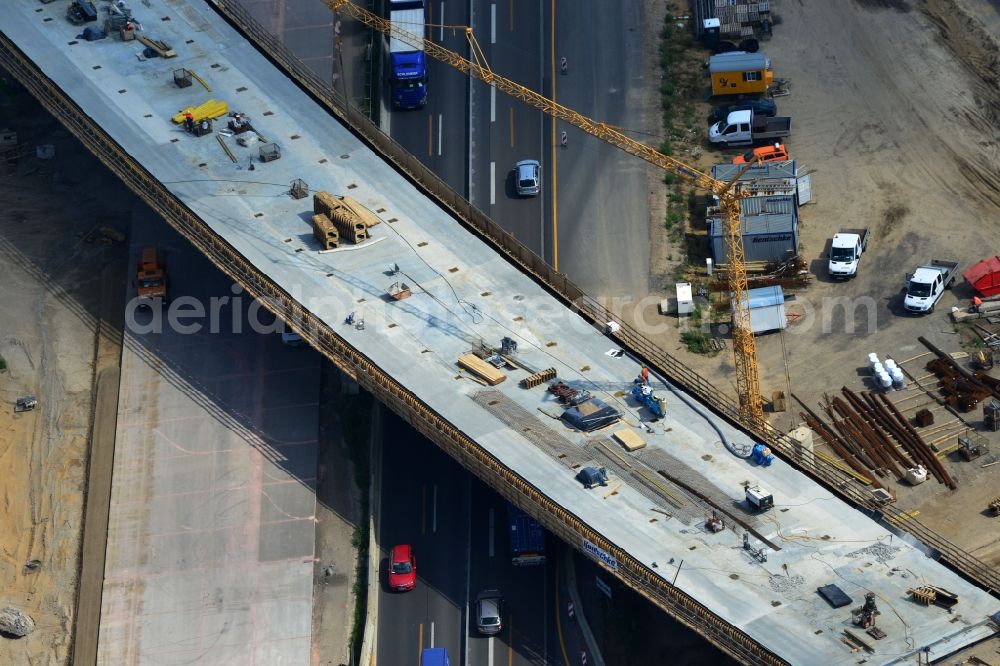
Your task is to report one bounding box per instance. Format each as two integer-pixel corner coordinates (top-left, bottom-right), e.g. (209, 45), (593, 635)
(709, 99), (777, 124)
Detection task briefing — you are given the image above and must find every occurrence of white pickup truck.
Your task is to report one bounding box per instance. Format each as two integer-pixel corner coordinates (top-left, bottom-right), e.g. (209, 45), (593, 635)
(827, 228), (870, 279)
(903, 259), (959, 314)
(708, 110), (791, 148)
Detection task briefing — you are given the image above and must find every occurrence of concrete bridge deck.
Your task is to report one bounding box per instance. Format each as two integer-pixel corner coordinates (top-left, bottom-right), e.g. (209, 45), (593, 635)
(2, 0), (998, 663)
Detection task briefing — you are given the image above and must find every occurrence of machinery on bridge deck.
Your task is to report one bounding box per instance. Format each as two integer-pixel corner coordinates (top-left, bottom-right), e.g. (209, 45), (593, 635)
(630, 371), (665, 421)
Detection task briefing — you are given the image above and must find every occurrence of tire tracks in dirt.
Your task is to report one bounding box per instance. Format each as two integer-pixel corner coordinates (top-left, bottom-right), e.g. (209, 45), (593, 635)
(921, 0), (1000, 206)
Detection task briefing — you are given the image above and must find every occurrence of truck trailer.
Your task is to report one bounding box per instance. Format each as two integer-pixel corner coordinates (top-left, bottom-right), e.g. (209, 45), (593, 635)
(389, 0), (427, 109)
(507, 503), (546, 566)
(421, 647), (450, 666)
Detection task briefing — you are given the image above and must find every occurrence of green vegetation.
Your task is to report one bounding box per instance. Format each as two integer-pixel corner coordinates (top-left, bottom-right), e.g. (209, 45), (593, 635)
(337, 391), (374, 659)
(681, 329), (712, 354)
(658, 7), (702, 248)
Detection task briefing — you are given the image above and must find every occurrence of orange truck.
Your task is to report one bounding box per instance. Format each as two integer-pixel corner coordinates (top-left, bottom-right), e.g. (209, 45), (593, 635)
(136, 247), (167, 305)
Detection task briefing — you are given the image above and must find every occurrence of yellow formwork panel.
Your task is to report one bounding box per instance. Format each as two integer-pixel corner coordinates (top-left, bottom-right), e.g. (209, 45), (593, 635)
(171, 99), (229, 124)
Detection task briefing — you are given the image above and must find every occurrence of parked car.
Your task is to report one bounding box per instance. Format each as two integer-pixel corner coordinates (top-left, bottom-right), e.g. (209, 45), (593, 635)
(514, 160), (541, 197)
(475, 589), (504, 635)
(709, 98), (777, 124)
(388, 544), (416, 592)
(732, 142), (789, 165)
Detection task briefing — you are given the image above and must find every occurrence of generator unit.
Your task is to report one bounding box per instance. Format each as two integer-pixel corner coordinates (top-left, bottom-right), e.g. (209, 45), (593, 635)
(745, 484), (774, 512)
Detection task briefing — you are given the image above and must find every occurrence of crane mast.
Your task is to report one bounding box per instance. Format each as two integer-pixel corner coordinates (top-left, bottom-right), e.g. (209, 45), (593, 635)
(326, 0), (764, 426)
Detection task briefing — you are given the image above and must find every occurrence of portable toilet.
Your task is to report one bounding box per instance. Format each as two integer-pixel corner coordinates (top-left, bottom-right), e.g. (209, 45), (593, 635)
(709, 52), (773, 96)
(676, 282), (694, 316)
(701, 17), (721, 48)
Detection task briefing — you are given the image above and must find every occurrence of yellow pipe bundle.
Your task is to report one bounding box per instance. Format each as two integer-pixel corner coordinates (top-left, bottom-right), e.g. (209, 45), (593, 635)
(171, 99), (229, 124)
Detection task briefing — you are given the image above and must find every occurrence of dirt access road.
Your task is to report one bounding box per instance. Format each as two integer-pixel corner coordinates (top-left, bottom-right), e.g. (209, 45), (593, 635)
(0, 84), (130, 664)
(625, 0), (1000, 579)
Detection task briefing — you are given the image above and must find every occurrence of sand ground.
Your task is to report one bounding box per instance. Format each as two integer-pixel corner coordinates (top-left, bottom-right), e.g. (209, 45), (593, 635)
(0, 83), (131, 664)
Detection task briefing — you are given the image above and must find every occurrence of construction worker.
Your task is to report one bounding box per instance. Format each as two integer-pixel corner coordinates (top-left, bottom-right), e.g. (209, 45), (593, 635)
(641, 366), (650, 384)
(183, 112), (194, 133)
(972, 296), (983, 313)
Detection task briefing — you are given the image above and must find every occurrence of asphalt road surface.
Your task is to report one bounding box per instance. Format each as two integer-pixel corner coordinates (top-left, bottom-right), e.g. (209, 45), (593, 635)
(377, 412), (557, 666)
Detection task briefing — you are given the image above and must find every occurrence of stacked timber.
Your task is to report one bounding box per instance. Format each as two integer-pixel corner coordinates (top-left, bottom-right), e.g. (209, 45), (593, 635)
(457, 353), (506, 385)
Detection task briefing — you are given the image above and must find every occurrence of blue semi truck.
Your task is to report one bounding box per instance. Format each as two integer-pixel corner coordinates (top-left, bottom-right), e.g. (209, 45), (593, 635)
(508, 503), (546, 566)
(389, 0), (427, 109)
(421, 647), (449, 666)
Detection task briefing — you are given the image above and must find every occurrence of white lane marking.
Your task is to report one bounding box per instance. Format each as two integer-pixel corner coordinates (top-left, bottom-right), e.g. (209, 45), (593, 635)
(431, 620), (435, 646)
(439, 2), (444, 41)
(490, 85), (495, 123)
(491, 4), (496, 44)
(488, 636), (495, 666)
(432, 483), (438, 533)
(488, 508), (495, 557)
(490, 162), (496, 206)
(437, 114), (443, 157)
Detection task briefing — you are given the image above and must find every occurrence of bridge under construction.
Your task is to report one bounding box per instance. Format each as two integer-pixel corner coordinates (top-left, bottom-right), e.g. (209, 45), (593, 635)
(1, 0), (998, 664)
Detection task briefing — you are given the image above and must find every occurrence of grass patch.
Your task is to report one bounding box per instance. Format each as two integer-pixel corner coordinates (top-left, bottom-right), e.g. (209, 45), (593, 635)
(681, 329), (712, 354)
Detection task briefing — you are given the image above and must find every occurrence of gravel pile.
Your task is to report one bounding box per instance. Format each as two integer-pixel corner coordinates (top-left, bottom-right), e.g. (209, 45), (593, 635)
(0, 606), (35, 638)
(769, 574), (805, 594)
(847, 543), (901, 565)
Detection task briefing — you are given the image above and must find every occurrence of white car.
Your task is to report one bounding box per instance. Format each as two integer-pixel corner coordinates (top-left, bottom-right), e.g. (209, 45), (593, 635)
(514, 160), (541, 197)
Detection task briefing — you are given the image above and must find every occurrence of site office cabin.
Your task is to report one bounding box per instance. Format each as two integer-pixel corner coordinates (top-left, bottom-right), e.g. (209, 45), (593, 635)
(709, 52), (773, 96)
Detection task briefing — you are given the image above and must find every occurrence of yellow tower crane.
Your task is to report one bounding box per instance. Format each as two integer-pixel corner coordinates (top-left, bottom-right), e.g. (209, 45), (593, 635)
(326, 0), (765, 426)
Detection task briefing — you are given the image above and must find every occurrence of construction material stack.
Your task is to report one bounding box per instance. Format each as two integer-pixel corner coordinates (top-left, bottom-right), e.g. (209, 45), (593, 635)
(313, 192), (375, 245)
(311, 214), (339, 250)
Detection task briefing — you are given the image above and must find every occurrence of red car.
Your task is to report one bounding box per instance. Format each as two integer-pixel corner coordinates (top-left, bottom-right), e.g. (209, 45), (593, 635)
(388, 544), (416, 592)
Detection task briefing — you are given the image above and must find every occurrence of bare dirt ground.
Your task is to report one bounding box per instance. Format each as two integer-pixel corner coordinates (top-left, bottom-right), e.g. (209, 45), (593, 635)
(0, 78), (130, 663)
(633, 1), (1000, 657)
(628, 0), (1000, 550)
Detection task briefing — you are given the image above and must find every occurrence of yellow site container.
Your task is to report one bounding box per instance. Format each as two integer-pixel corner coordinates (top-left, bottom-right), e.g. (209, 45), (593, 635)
(709, 52), (773, 97)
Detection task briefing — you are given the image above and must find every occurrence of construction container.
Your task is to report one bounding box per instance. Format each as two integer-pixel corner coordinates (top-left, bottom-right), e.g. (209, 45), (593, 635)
(963, 256), (1000, 297)
(709, 52), (773, 96)
(709, 206), (798, 263)
(740, 286), (786, 334)
(711, 161), (811, 206)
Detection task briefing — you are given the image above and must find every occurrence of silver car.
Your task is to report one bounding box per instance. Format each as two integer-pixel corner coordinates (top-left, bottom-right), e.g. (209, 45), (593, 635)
(475, 589), (504, 635)
(514, 160), (541, 197)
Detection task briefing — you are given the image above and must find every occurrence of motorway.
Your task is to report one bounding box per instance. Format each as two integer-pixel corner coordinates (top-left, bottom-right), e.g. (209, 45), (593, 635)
(226, 1), (659, 662)
(379, 0), (653, 296)
(376, 412), (555, 666)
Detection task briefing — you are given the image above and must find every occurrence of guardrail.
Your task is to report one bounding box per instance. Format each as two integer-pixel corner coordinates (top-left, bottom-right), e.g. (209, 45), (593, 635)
(3, 2), (994, 662)
(202, 0), (1000, 598)
(0, 26), (783, 666)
